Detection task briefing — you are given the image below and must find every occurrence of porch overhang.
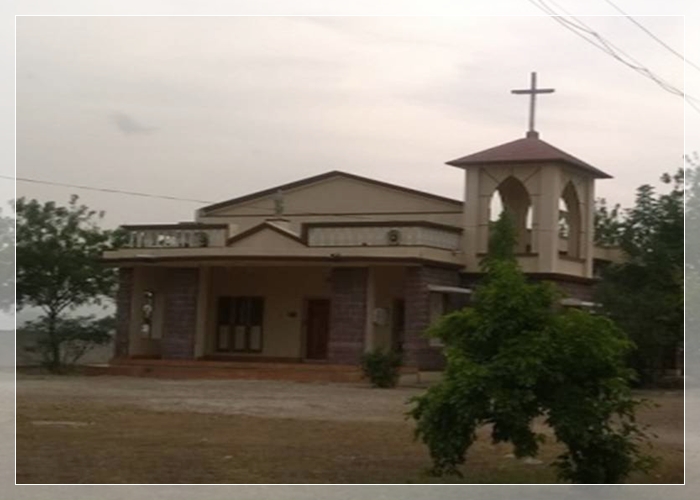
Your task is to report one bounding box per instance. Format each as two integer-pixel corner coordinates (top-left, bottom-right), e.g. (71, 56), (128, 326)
(102, 246), (464, 269)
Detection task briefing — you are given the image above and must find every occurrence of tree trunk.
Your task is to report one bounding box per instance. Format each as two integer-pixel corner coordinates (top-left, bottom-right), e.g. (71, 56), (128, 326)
(46, 310), (61, 373)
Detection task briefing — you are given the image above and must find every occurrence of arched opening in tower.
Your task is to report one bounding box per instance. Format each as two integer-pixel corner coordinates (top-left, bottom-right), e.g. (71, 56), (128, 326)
(489, 176), (533, 254)
(559, 181), (582, 258)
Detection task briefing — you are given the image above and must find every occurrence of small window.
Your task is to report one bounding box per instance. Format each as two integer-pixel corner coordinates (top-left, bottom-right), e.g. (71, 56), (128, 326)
(429, 292), (449, 323)
(428, 292), (449, 347)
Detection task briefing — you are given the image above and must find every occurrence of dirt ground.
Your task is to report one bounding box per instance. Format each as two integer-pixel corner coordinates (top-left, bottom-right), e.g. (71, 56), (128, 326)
(15, 374), (685, 484)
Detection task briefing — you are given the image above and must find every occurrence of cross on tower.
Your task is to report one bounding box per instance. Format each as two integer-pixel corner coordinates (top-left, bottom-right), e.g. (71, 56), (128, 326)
(511, 71), (555, 138)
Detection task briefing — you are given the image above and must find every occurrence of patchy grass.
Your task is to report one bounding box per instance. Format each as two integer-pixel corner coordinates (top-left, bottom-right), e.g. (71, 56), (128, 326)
(16, 378), (683, 484)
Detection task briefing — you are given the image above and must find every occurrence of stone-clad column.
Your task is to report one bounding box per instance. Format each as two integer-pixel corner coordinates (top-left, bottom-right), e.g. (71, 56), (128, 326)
(328, 267), (368, 365)
(194, 266), (211, 359)
(463, 168), (481, 271)
(162, 268), (199, 359)
(536, 165), (561, 274)
(403, 266), (460, 370)
(114, 267), (134, 359)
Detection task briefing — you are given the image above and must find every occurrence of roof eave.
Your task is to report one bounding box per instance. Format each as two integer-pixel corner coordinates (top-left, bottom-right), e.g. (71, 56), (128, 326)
(445, 158), (613, 179)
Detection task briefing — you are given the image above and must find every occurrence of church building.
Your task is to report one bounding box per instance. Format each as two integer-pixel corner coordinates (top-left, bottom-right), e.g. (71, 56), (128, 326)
(103, 73), (620, 375)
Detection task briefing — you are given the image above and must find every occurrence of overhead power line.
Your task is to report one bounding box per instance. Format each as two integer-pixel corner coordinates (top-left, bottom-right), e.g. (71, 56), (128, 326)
(1, 174), (382, 220)
(602, 0), (700, 73)
(533, 0), (697, 108)
(3, 174), (281, 213)
(527, 0), (700, 114)
(2, 174), (215, 204)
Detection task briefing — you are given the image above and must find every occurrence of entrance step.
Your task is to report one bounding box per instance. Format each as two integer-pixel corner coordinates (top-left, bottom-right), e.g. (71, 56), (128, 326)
(82, 358), (417, 383)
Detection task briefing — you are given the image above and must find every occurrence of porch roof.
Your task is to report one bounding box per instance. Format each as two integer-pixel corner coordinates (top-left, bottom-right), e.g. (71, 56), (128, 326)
(101, 245), (463, 268)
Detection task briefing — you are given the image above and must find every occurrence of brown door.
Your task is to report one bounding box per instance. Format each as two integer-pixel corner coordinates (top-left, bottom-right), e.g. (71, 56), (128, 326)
(305, 299), (330, 360)
(391, 299), (405, 353)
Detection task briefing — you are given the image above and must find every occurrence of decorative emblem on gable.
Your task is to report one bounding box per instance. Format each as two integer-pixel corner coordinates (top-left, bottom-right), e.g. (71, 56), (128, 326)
(387, 229), (401, 246)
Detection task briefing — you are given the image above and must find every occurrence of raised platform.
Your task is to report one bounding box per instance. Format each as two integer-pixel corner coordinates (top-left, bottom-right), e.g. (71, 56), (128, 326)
(83, 358), (418, 383)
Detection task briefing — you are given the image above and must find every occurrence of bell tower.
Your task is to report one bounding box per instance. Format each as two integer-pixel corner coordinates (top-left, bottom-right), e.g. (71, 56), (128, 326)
(446, 72), (612, 279)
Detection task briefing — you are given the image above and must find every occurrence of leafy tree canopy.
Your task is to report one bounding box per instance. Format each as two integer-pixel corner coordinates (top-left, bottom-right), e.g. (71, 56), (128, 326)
(684, 153), (699, 348)
(409, 212), (652, 483)
(0, 202), (14, 312)
(16, 195), (125, 312)
(16, 195), (125, 371)
(594, 198), (623, 247)
(685, 154), (699, 269)
(596, 169), (684, 384)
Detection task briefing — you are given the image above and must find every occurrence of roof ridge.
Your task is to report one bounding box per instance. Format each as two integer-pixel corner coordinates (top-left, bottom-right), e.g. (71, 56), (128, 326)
(264, 219), (301, 238)
(226, 220), (304, 246)
(200, 170), (462, 215)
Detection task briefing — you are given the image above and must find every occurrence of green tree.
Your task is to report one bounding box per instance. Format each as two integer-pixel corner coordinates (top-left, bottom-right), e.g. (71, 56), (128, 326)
(594, 198), (623, 247)
(16, 195), (125, 371)
(685, 154), (699, 353)
(409, 212), (652, 483)
(597, 170), (684, 384)
(0, 202), (14, 312)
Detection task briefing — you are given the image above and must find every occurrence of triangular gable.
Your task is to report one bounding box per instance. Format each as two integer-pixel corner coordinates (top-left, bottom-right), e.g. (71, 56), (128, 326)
(226, 222), (306, 251)
(200, 171), (462, 217)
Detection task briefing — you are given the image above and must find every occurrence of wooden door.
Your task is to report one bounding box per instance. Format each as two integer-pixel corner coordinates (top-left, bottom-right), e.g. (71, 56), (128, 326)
(216, 296), (264, 353)
(305, 299), (330, 360)
(391, 299), (405, 353)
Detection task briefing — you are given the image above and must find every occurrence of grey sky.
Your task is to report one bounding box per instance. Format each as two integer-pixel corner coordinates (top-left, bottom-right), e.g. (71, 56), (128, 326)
(14, 14), (689, 231)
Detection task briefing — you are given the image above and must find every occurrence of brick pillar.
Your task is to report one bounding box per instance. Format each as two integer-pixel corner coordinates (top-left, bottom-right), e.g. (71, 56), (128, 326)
(328, 267), (368, 365)
(114, 267), (134, 359)
(404, 266), (460, 370)
(162, 268), (199, 359)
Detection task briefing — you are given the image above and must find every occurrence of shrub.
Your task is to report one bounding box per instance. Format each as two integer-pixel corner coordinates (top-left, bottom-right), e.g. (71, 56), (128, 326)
(20, 315), (114, 373)
(360, 348), (402, 388)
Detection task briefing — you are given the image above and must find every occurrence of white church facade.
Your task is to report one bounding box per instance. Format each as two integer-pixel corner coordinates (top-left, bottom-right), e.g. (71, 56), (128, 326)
(102, 74), (620, 371)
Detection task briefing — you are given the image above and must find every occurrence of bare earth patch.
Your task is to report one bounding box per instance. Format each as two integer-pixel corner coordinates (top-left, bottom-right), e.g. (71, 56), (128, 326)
(16, 374), (684, 484)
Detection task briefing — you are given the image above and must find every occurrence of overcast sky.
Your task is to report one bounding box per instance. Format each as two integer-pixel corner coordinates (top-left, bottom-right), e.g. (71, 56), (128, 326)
(6, 5), (697, 330)
(14, 13), (689, 230)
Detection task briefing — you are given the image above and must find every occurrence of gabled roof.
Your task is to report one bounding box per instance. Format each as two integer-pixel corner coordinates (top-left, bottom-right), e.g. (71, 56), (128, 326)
(226, 221), (304, 246)
(199, 170), (462, 215)
(446, 135), (612, 179)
